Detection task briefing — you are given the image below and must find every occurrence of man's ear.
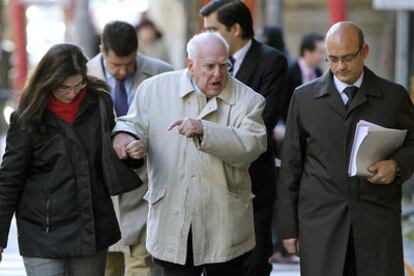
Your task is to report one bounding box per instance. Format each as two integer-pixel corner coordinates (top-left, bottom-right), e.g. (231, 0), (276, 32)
(232, 23), (242, 38)
(362, 43), (369, 59)
(186, 58), (193, 72)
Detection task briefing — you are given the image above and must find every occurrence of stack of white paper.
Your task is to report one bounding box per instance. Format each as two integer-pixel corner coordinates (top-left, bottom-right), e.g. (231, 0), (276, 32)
(348, 120), (407, 177)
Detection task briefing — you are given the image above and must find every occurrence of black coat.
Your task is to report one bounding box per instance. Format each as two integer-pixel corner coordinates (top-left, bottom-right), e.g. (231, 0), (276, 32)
(278, 67), (414, 276)
(0, 89), (120, 257)
(235, 39), (288, 206)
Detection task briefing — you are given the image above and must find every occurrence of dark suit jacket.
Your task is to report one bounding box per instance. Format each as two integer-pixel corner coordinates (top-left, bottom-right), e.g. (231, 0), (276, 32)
(278, 67), (414, 276)
(284, 60), (322, 120)
(235, 39), (287, 206)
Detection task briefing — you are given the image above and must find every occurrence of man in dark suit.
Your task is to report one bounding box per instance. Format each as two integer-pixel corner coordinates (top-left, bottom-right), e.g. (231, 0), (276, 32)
(200, 1), (287, 275)
(285, 33), (324, 121)
(278, 21), (414, 276)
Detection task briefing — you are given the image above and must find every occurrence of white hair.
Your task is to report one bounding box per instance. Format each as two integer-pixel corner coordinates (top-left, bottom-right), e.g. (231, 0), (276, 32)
(186, 32), (229, 59)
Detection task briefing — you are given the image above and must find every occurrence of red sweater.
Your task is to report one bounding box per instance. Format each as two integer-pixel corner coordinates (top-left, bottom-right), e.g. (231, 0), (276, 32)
(47, 88), (87, 123)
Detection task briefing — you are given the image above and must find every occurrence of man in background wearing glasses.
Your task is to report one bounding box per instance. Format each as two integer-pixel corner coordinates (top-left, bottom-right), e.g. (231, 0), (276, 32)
(277, 21), (414, 276)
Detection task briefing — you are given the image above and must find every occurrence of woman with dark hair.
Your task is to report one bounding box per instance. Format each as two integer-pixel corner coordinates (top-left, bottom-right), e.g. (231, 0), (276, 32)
(0, 43), (140, 275)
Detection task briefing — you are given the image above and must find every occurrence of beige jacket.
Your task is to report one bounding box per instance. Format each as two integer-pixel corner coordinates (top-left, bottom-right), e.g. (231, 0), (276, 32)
(87, 53), (172, 253)
(114, 69), (266, 265)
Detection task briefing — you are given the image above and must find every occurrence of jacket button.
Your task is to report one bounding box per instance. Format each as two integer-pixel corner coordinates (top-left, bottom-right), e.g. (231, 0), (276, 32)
(173, 208), (179, 215)
(167, 246), (174, 252)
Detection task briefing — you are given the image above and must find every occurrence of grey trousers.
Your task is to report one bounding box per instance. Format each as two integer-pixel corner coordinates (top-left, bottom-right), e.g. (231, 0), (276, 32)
(23, 250), (108, 276)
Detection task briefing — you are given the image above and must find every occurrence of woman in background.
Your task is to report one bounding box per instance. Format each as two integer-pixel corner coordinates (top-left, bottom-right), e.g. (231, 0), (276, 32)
(136, 19), (170, 63)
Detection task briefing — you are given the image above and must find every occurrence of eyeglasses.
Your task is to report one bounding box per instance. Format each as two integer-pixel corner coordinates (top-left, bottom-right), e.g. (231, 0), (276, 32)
(57, 81), (86, 94)
(325, 45), (362, 65)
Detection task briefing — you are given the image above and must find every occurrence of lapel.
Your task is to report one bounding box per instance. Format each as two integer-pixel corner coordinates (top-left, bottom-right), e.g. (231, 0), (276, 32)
(313, 67), (383, 118)
(348, 67), (383, 113)
(132, 53), (151, 92)
(197, 98), (218, 119)
(314, 70), (347, 118)
(235, 39), (261, 83)
(94, 55), (106, 81)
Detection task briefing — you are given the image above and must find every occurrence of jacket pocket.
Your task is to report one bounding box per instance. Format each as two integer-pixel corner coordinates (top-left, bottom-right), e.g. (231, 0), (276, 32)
(227, 191), (255, 246)
(143, 187), (167, 247)
(143, 187), (166, 205)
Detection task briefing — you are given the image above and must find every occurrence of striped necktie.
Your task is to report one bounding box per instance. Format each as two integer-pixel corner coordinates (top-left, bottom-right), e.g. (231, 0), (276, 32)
(228, 56), (235, 76)
(344, 86), (358, 110)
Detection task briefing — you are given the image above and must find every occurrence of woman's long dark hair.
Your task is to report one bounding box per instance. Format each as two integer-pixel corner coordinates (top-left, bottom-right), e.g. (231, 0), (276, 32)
(18, 43), (109, 129)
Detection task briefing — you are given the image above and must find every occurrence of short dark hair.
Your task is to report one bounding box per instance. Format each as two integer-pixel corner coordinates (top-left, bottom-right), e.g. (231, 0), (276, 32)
(200, 0), (254, 39)
(300, 33), (324, 57)
(102, 21), (138, 56)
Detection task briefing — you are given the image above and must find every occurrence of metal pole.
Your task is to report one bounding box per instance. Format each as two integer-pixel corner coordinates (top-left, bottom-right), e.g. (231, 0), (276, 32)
(266, 0), (282, 27)
(395, 10), (409, 88)
(10, 0), (27, 92)
(72, 0), (96, 58)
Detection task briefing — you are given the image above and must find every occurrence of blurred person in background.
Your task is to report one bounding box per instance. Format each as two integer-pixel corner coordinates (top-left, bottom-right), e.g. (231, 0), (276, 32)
(272, 33), (325, 162)
(257, 24), (299, 265)
(136, 19), (170, 64)
(258, 25), (292, 66)
(88, 20), (172, 276)
(0, 43), (125, 275)
(201, 1), (287, 275)
(285, 33), (325, 121)
(270, 33), (325, 265)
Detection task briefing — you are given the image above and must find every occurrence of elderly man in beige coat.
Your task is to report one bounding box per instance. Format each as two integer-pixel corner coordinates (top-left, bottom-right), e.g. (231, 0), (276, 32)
(112, 32), (266, 275)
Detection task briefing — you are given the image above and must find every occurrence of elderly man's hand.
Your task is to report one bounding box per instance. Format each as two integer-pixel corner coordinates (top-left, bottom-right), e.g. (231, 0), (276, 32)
(112, 132), (138, 160)
(367, 160), (398, 184)
(283, 238), (300, 257)
(168, 118), (204, 138)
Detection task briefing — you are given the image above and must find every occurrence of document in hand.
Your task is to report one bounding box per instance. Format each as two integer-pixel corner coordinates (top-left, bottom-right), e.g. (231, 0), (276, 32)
(348, 120), (407, 177)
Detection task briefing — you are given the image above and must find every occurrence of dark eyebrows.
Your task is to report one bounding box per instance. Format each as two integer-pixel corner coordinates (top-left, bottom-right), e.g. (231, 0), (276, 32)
(205, 27), (217, 32)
